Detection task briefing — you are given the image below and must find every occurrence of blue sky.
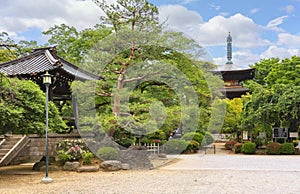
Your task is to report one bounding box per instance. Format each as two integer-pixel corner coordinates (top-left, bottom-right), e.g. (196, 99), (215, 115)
(1, 0), (300, 68)
(150, 0), (300, 67)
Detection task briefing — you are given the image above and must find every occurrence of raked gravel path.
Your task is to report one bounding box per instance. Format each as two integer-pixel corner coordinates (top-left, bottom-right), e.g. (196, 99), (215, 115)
(1, 154), (300, 194)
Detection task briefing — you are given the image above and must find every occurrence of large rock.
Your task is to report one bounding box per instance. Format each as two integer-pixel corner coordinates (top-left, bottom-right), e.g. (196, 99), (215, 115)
(100, 160), (122, 171)
(119, 146), (153, 170)
(158, 153), (167, 158)
(32, 161), (46, 171)
(39, 156), (56, 164)
(121, 163), (130, 170)
(32, 156), (58, 171)
(40, 165), (61, 172)
(77, 165), (99, 173)
(84, 135), (120, 154)
(63, 161), (80, 171)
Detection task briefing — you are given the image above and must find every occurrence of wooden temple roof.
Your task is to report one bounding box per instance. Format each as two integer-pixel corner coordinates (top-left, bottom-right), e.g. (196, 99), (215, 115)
(0, 47), (100, 81)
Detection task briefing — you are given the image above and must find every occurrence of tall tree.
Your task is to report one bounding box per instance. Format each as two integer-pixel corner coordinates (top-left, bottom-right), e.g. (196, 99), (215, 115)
(71, 0), (223, 147)
(43, 24), (111, 65)
(0, 32), (18, 62)
(0, 32), (38, 63)
(92, 0), (160, 117)
(242, 56), (300, 139)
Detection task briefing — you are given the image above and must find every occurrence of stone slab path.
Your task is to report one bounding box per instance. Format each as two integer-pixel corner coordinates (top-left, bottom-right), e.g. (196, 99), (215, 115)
(162, 154), (300, 171)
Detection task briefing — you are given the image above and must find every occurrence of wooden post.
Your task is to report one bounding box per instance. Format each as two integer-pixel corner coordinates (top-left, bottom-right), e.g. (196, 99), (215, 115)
(214, 144), (216, 154)
(72, 94), (79, 131)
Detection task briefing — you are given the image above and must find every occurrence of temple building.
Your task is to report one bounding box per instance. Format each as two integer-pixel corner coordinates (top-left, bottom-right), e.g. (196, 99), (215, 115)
(0, 46), (100, 131)
(212, 32), (255, 99)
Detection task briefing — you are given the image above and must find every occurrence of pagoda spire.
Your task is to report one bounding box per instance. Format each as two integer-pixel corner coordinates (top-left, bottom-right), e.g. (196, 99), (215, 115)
(226, 32), (233, 64)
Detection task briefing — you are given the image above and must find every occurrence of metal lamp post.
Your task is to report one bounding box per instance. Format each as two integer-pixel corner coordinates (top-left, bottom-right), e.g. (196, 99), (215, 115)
(41, 71), (53, 183)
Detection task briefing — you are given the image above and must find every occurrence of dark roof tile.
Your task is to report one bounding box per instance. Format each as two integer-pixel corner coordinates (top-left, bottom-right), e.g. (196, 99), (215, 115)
(0, 47), (100, 81)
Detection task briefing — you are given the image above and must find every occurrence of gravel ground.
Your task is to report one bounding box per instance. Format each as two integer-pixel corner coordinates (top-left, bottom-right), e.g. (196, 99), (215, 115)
(0, 152), (300, 193)
(0, 167), (299, 194)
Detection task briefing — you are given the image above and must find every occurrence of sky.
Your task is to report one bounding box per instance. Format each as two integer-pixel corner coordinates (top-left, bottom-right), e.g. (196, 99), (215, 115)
(1, 0), (300, 68)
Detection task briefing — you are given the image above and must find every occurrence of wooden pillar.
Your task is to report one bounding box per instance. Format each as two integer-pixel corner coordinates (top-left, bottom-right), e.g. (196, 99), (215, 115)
(49, 86), (53, 101)
(72, 94), (79, 131)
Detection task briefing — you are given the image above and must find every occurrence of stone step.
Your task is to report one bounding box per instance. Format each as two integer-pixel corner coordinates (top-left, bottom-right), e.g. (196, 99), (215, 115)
(1, 142), (17, 147)
(7, 139), (21, 143)
(3, 142), (19, 147)
(0, 136), (28, 166)
(1, 144), (14, 149)
(0, 149), (10, 154)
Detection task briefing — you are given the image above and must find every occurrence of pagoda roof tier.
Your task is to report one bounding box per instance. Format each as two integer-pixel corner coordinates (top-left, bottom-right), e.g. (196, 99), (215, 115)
(212, 66), (255, 82)
(213, 63), (252, 71)
(219, 87), (250, 99)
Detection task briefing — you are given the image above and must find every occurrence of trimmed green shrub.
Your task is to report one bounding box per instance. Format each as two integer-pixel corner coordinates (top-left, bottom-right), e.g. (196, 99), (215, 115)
(163, 139), (188, 154)
(141, 130), (167, 144)
(56, 150), (72, 162)
(242, 142), (256, 154)
(266, 142), (282, 155)
(113, 129), (135, 148)
(181, 132), (204, 145)
(253, 138), (266, 148)
(0, 76), (67, 135)
(82, 152), (94, 164)
(225, 141), (236, 150)
(97, 147), (118, 160)
(185, 140), (200, 153)
(280, 143), (295, 155)
(292, 140), (298, 147)
(233, 143), (243, 153)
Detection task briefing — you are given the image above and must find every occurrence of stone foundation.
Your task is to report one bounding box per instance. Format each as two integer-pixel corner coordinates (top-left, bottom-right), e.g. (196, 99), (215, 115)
(11, 133), (82, 165)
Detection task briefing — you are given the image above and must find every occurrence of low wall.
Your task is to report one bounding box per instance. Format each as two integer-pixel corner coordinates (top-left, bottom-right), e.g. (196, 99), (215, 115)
(11, 133), (83, 165)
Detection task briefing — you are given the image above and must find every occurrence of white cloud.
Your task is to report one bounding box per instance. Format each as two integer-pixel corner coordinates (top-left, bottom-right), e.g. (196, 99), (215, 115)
(213, 49), (260, 67)
(159, 6), (270, 49)
(282, 5), (295, 14)
(266, 16), (288, 32)
(158, 5), (272, 67)
(196, 14), (270, 48)
(250, 8), (260, 14)
(277, 33), (300, 48)
(219, 12), (230, 17)
(181, 0), (198, 4)
(2, 1), (297, 69)
(159, 5), (203, 32)
(209, 3), (221, 11)
(260, 45), (299, 59)
(0, 0), (103, 36)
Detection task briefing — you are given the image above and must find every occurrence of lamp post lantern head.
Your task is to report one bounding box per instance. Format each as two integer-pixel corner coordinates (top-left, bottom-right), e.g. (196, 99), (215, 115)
(41, 71), (53, 86)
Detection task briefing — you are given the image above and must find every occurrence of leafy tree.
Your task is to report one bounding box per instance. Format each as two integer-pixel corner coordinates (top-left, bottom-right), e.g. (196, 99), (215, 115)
(43, 24), (111, 65)
(71, 0), (223, 148)
(250, 58), (280, 86)
(209, 98), (243, 140)
(0, 32), (17, 62)
(94, 0), (159, 33)
(0, 74), (67, 135)
(0, 32), (39, 63)
(242, 56), (300, 139)
(223, 98), (243, 139)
